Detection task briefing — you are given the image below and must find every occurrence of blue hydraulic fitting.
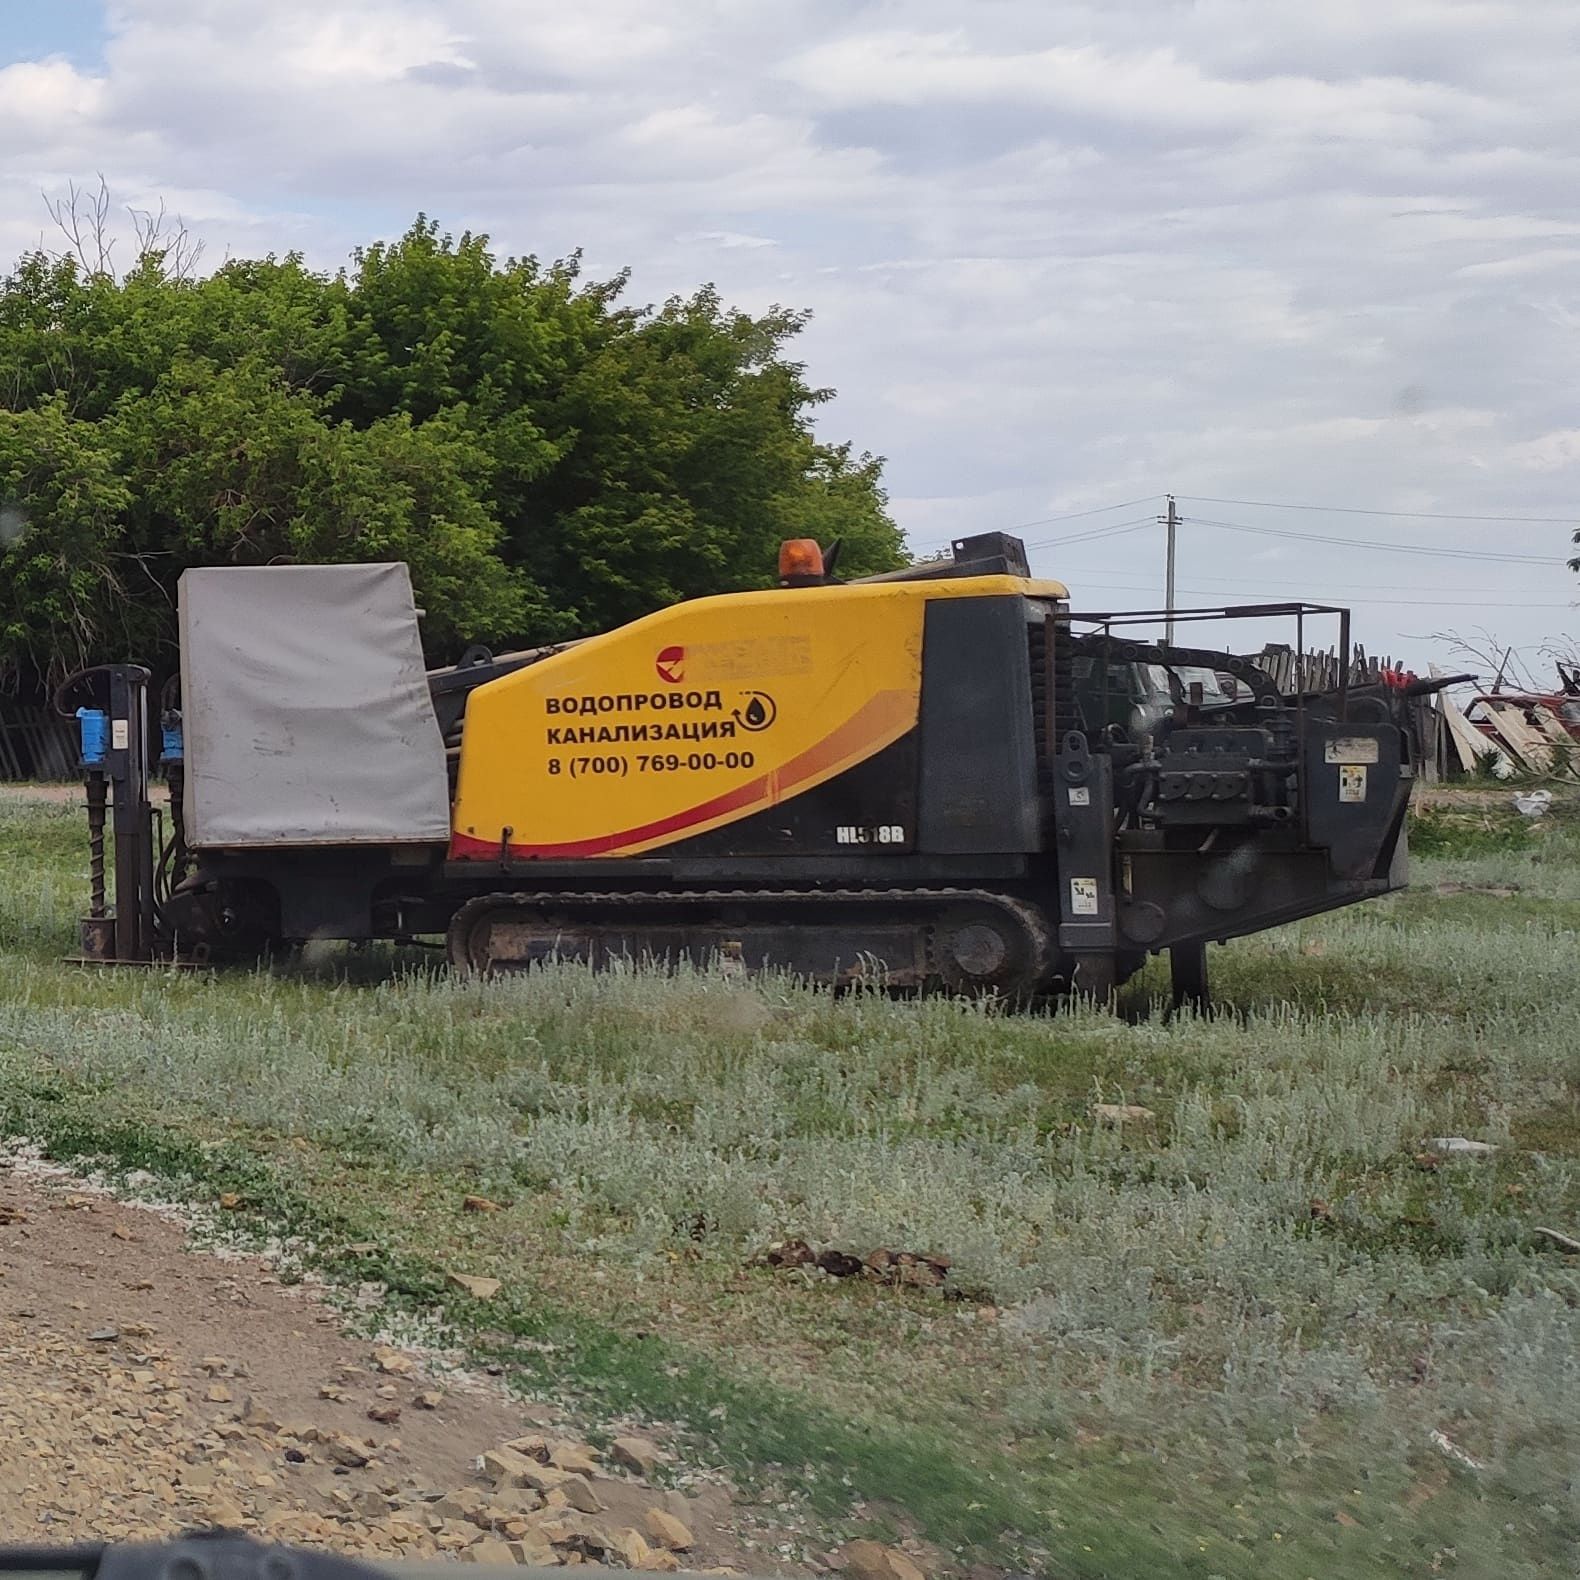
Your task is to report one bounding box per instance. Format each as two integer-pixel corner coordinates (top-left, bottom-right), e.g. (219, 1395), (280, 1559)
(76, 707), (109, 767)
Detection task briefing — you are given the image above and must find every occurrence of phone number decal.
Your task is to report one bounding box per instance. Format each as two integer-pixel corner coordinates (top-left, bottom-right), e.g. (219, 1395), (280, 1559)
(549, 751), (759, 779)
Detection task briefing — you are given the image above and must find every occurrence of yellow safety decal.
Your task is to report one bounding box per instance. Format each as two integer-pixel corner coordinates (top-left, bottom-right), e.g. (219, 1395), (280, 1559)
(450, 576), (1061, 860)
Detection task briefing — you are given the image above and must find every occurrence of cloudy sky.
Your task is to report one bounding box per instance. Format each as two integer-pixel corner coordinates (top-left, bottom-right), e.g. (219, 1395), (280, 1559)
(1, 0), (1576, 676)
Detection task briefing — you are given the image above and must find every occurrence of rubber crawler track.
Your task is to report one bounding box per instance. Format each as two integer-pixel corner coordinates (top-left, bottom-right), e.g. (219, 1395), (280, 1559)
(446, 886), (1057, 997)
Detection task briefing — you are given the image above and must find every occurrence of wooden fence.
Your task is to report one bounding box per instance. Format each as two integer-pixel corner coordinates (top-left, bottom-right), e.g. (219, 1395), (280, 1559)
(0, 700), (79, 781)
(1254, 642), (1405, 693)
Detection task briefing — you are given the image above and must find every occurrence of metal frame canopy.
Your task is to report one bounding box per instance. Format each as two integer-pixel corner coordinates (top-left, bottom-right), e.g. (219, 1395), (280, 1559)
(1065, 598), (1355, 704)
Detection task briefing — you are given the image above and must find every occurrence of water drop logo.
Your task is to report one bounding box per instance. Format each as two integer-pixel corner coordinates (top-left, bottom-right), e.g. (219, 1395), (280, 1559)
(734, 691), (777, 732)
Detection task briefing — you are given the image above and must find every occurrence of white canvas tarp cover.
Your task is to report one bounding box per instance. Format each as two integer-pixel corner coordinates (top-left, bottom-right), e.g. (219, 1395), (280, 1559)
(179, 563), (451, 847)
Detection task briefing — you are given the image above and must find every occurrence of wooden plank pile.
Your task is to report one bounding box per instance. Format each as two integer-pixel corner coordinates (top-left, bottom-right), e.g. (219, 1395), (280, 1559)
(1428, 660), (1580, 781)
(1433, 671), (1509, 778)
(1460, 695), (1578, 780)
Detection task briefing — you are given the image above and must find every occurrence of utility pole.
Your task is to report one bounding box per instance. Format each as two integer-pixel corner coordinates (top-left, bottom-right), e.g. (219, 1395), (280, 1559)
(1162, 494), (1178, 647)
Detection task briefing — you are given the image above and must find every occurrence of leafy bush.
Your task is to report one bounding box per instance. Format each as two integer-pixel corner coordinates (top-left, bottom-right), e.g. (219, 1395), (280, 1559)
(0, 220), (904, 681)
(1409, 803), (1532, 856)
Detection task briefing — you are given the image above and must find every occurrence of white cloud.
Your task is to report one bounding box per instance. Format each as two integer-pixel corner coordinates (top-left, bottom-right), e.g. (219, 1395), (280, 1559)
(281, 13), (472, 81)
(1504, 429), (1580, 472)
(0, 57), (105, 146)
(780, 31), (1497, 143)
(451, 3), (676, 76)
(683, 230), (780, 250)
(0, 0), (1575, 659)
(1456, 247), (1580, 278)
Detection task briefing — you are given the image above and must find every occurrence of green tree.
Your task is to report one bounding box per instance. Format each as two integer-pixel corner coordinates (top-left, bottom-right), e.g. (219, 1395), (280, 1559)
(0, 210), (905, 684)
(508, 285), (900, 625)
(0, 395), (132, 676)
(333, 224), (903, 627)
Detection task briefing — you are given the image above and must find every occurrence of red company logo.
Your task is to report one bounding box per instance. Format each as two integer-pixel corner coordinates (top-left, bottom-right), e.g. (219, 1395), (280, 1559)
(655, 645), (685, 684)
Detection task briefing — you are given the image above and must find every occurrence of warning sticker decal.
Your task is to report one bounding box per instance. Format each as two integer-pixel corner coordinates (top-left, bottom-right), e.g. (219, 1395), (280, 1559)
(1325, 736), (1381, 765)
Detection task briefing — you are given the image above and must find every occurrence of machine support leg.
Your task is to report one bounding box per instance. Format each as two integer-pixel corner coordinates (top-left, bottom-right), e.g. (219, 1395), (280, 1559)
(59, 664), (156, 964)
(108, 665), (155, 965)
(1170, 942), (1209, 1014)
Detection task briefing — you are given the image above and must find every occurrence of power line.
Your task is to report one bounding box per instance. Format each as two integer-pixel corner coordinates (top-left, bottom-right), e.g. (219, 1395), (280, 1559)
(1022, 516), (1159, 551)
(1065, 573), (1575, 610)
(1045, 559), (1550, 598)
(913, 489), (1572, 563)
(903, 518), (1156, 569)
(1023, 511), (1562, 580)
(1001, 494), (1161, 533)
(1179, 493), (1579, 525)
(1184, 515), (1556, 565)
(910, 496), (1160, 552)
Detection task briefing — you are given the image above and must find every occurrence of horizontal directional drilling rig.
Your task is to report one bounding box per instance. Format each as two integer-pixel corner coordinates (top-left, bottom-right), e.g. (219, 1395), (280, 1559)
(65, 533), (1429, 1006)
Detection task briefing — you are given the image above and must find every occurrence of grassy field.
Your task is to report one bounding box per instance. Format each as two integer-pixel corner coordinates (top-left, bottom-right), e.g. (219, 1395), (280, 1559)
(1, 789), (1578, 1577)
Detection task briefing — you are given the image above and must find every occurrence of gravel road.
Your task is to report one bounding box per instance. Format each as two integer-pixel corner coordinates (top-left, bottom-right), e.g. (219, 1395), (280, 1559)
(0, 1158), (766, 1573)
